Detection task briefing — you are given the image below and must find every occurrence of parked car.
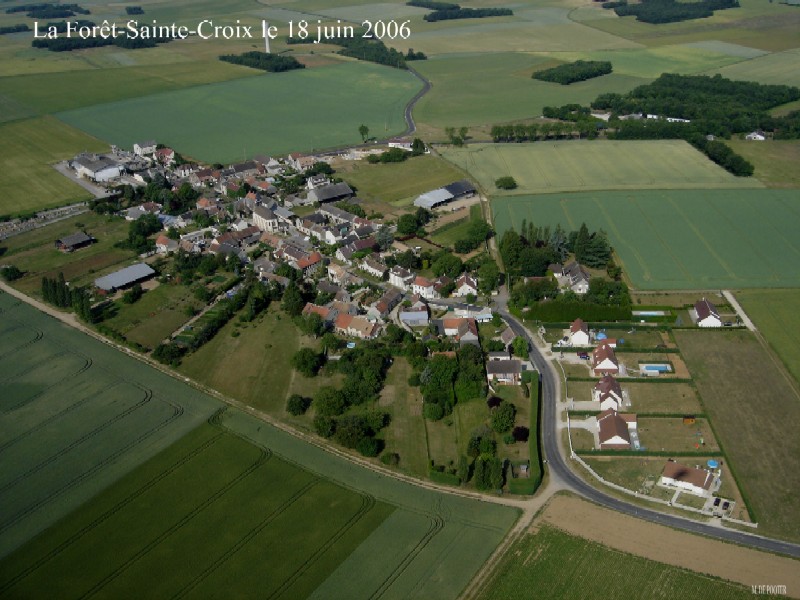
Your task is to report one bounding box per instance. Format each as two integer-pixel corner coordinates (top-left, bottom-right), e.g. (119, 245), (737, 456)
(722, 501), (730, 511)
(577, 352), (589, 360)
(713, 498), (721, 507)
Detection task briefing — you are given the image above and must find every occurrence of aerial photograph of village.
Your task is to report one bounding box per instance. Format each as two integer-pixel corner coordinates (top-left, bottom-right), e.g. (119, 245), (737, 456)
(0, 0), (798, 597)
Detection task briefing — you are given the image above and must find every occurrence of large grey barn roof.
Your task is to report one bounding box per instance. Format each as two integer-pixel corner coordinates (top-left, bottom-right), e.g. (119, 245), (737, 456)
(312, 182), (353, 202)
(413, 188), (453, 209)
(94, 263), (155, 291)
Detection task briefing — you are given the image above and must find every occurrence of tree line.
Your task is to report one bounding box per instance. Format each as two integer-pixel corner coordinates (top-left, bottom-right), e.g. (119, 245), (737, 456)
(605, 0), (738, 24)
(532, 60), (612, 85)
(490, 118), (598, 142)
(424, 7), (513, 21)
(287, 30), (408, 69)
(0, 24), (30, 35)
(41, 272), (95, 322)
(219, 51), (304, 72)
(6, 3), (90, 18)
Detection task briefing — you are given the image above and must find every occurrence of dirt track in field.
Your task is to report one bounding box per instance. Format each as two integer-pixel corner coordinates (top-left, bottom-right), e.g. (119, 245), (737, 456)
(538, 494), (800, 597)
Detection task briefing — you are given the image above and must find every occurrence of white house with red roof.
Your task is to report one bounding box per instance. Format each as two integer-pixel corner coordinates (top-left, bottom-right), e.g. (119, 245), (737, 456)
(569, 318), (590, 346)
(694, 298), (722, 328)
(592, 342), (619, 376)
(597, 409), (637, 450)
(453, 273), (479, 297)
(592, 375), (625, 411)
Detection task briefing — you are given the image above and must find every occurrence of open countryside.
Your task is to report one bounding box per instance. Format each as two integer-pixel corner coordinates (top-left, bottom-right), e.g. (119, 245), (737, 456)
(440, 141), (759, 195)
(0, 294), (518, 598)
(57, 63), (422, 163)
(492, 189), (800, 289)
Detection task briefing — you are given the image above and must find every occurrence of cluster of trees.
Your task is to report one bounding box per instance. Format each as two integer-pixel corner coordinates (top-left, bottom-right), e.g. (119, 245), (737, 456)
(405, 48), (427, 61)
(287, 30), (407, 69)
(32, 29), (172, 51)
(465, 426), (505, 490)
(0, 265), (23, 281)
(7, 2), (90, 18)
(453, 219), (492, 253)
(121, 283), (143, 304)
(495, 176), (517, 190)
(276, 160), (335, 194)
(125, 6), (144, 15)
(396, 207), (432, 236)
(424, 7), (513, 21)
(444, 126), (468, 146)
(172, 249), (236, 284)
(407, 0), (458, 8)
(367, 147), (411, 164)
(607, 0), (738, 24)
(510, 276), (631, 319)
(419, 345), (487, 421)
(219, 51), (304, 72)
(118, 213), (162, 254)
(291, 347), (326, 377)
(533, 60), (612, 85)
(40, 272), (94, 321)
(0, 24), (30, 34)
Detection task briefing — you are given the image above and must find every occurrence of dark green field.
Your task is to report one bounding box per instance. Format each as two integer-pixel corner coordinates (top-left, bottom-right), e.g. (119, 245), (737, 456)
(492, 189), (800, 290)
(0, 293), (518, 598)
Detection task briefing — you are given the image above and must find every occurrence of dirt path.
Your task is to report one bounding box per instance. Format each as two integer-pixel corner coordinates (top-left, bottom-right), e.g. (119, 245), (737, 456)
(723, 290), (757, 332)
(540, 494), (800, 597)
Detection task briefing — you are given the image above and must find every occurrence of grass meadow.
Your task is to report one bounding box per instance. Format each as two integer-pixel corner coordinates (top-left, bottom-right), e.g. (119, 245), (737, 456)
(492, 189), (800, 290)
(0, 117), (108, 217)
(0, 212), (133, 295)
(412, 53), (647, 130)
(440, 141), (758, 195)
(480, 523), (758, 600)
(0, 294), (519, 598)
(57, 62), (422, 162)
(735, 289), (800, 388)
(708, 48), (800, 87)
(675, 330), (800, 541)
(724, 140), (800, 188)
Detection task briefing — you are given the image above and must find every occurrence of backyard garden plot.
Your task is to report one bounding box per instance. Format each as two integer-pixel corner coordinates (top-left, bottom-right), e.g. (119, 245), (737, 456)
(412, 53), (647, 129)
(492, 189), (800, 290)
(57, 62), (422, 163)
(567, 381), (703, 414)
(441, 141), (755, 195)
(481, 522), (758, 600)
(675, 329), (800, 541)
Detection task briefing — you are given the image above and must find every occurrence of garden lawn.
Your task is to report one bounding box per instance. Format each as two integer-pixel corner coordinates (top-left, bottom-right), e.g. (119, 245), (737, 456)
(492, 189), (800, 290)
(0, 117), (108, 217)
(57, 62), (422, 163)
(441, 141), (758, 196)
(568, 381), (703, 414)
(675, 329), (800, 541)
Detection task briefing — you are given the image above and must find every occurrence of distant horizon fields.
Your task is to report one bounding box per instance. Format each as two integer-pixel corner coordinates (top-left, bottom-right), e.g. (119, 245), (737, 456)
(492, 189), (800, 290)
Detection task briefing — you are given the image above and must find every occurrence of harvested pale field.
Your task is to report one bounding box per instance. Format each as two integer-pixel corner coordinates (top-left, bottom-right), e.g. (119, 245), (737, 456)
(538, 494), (800, 597)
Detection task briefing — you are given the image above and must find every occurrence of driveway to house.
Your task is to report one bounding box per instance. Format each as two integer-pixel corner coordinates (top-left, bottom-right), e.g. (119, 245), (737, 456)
(723, 290), (757, 332)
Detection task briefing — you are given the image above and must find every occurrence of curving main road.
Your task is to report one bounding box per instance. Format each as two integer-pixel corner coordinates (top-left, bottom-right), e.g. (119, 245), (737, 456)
(497, 308), (800, 559)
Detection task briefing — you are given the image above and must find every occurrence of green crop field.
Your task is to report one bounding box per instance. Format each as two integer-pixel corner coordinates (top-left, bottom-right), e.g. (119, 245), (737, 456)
(579, 0), (800, 52)
(480, 523), (757, 599)
(441, 141), (759, 195)
(57, 62), (422, 162)
(0, 293), (519, 597)
(412, 53), (647, 129)
(736, 289), (800, 388)
(492, 189), (800, 290)
(0, 117), (108, 217)
(551, 44), (752, 79)
(675, 330), (800, 542)
(708, 48), (800, 87)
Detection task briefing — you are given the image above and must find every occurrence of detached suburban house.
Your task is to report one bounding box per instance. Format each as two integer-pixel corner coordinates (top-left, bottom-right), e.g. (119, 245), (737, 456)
(592, 375), (625, 411)
(694, 298), (722, 328)
(569, 318), (590, 346)
(389, 266), (415, 291)
(454, 273), (479, 298)
(334, 313), (381, 340)
(592, 342), (619, 376)
(597, 409), (637, 450)
(487, 359), (522, 385)
(660, 461), (717, 497)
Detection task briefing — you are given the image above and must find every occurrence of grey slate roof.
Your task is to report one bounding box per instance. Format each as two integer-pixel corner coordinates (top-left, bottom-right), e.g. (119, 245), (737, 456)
(57, 231), (92, 248)
(95, 263), (155, 291)
(444, 180), (476, 197)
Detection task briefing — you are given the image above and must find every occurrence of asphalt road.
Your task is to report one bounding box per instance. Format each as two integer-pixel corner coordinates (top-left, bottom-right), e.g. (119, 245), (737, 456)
(497, 308), (800, 559)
